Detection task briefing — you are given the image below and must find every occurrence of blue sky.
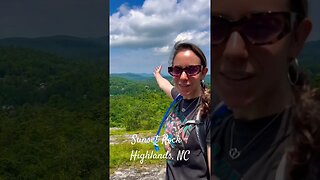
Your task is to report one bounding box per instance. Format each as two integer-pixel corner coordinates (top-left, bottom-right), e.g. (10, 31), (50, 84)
(109, 0), (320, 74)
(109, 0), (211, 74)
(110, 0), (145, 14)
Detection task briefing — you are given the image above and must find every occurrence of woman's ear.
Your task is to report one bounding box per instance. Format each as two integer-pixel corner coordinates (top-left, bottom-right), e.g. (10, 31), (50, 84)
(202, 67), (208, 78)
(290, 18), (312, 58)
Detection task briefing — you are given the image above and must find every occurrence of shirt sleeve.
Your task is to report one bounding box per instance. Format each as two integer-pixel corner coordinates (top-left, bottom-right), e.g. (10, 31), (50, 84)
(170, 87), (179, 99)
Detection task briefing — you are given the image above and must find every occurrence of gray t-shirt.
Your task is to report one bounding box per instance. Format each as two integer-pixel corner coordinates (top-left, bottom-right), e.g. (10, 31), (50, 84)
(211, 107), (292, 180)
(165, 88), (210, 180)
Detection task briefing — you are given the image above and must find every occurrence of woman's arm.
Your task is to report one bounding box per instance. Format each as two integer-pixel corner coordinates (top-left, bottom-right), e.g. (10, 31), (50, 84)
(153, 65), (174, 100)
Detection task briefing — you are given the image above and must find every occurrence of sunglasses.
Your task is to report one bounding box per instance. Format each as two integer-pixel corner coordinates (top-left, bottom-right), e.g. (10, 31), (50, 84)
(211, 12), (298, 45)
(168, 65), (202, 77)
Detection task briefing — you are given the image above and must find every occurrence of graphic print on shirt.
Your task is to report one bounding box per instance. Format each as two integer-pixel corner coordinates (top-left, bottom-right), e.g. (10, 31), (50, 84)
(164, 108), (195, 163)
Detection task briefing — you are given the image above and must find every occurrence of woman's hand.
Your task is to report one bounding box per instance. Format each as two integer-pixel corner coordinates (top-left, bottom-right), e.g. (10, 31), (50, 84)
(153, 65), (162, 77)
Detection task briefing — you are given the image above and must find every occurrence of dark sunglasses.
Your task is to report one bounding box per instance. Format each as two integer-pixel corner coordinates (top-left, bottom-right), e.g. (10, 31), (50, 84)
(211, 12), (299, 45)
(168, 65), (202, 77)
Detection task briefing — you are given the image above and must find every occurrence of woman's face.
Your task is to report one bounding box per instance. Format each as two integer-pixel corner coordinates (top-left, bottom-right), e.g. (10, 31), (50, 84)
(212, 0), (300, 109)
(173, 50), (208, 99)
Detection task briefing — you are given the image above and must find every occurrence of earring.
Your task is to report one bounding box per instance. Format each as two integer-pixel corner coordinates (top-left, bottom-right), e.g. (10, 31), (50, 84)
(288, 58), (299, 86)
(201, 79), (205, 88)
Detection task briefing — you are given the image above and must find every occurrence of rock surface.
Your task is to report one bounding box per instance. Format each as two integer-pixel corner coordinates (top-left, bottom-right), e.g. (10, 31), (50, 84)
(110, 164), (166, 180)
(110, 128), (166, 179)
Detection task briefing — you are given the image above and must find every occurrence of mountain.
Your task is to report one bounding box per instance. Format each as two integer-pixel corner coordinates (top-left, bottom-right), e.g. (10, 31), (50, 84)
(299, 40), (320, 76)
(0, 47), (107, 178)
(0, 47), (106, 107)
(300, 40), (320, 59)
(111, 73), (153, 81)
(0, 35), (107, 60)
(110, 73), (211, 84)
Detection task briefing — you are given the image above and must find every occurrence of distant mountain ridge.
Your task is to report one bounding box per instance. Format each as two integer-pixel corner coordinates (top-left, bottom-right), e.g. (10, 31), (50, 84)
(0, 35), (107, 60)
(298, 40), (320, 76)
(111, 73), (153, 81)
(300, 40), (320, 62)
(111, 73), (211, 83)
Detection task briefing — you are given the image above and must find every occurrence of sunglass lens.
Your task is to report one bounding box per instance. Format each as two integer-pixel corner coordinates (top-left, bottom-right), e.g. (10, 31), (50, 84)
(243, 14), (286, 44)
(185, 65), (201, 76)
(212, 16), (230, 45)
(172, 67), (183, 76)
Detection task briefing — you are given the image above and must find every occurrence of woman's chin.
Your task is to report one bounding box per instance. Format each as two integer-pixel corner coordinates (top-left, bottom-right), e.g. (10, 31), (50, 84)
(222, 95), (253, 110)
(180, 92), (191, 98)
(180, 91), (198, 99)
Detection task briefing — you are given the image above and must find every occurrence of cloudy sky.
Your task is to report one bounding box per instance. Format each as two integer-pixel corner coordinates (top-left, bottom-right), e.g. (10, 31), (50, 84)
(110, 0), (211, 74)
(110, 0), (320, 74)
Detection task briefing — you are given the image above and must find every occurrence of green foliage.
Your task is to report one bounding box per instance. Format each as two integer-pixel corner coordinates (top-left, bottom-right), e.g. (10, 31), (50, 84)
(0, 105), (107, 179)
(110, 142), (166, 172)
(109, 75), (173, 131)
(0, 47), (107, 110)
(109, 129), (166, 173)
(109, 91), (171, 131)
(0, 47), (107, 179)
(110, 76), (161, 96)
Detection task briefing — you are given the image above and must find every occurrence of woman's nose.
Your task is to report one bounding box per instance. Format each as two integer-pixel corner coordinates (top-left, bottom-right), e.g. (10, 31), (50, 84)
(223, 31), (248, 60)
(180, 71), (189, 80)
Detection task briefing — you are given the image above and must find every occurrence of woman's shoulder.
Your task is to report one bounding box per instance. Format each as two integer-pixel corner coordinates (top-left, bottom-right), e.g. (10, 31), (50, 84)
(171, 87), (179, 99)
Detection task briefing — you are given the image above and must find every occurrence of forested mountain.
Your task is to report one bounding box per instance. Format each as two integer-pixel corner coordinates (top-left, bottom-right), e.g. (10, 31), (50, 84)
(111, 73), (154, 81)
(110, 76), (160, 96)
(0, 47), (106, 108)
(0, 47), (107, 178)
(111, 73), (211, 86)
(0, 35), (107, 60)
(109, 75), (171, 130)
(299, 40), (320, 78)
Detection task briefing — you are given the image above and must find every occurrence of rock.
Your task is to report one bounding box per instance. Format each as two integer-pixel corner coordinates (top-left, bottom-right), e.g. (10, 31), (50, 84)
(110, 164), (166, 180)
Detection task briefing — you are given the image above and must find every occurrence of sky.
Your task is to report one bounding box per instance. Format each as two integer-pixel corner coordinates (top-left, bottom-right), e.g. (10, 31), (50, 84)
(109, 0), (211, 74)
(110, 0), (320, 74)
(0, 0), (107, 38)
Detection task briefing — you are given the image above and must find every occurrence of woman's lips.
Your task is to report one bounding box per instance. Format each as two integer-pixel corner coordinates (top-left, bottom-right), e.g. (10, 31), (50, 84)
(220, 71), (255, 81)
(178, 83), (191, 87)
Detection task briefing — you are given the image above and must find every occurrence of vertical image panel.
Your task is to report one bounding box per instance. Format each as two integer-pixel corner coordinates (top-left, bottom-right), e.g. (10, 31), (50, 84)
(0, 0), (108, 178)
(210, 0), (320, 179)
(109, 0), (211, 179)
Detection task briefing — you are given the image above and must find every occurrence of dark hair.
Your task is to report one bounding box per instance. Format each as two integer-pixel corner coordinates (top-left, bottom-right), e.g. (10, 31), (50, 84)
(287, 0), (320, 179)
(170, 41), (207, 68)
(290, 0), (308, 21)
(289, 87), (320, 179)
(170, 41), (210, 118)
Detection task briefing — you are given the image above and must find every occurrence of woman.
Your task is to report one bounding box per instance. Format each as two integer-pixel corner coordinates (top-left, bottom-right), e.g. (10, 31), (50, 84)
(210, 0), (319, 179)
(153, 42), (211, 179)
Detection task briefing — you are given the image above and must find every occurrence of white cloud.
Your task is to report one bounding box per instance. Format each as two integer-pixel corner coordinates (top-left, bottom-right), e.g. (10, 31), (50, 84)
(118, 3), (129, 15)
(110, 0), (210, 50)
(153, 46), (170, 54)
(142, 0), (176, 15)
(174, 31), (209, 45)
